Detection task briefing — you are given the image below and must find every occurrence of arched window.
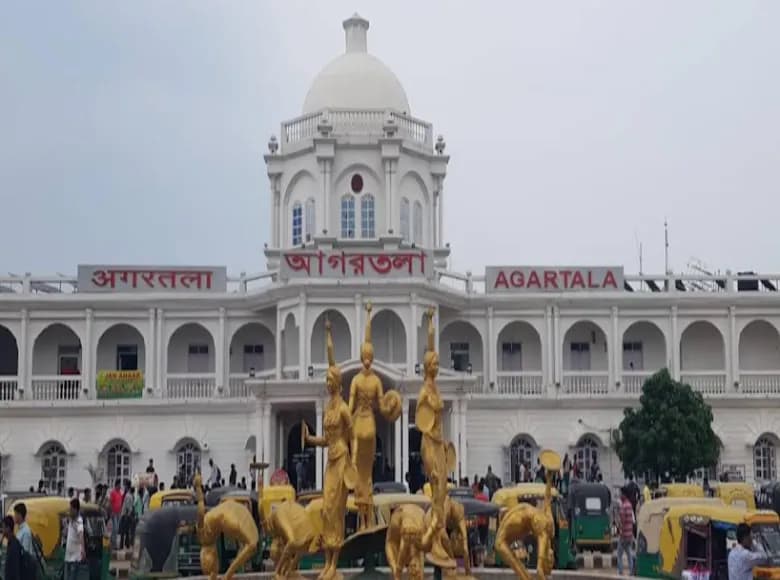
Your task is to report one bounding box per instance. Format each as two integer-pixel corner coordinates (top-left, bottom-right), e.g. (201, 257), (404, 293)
(400, 198), (410, 242)
(41, 442), (67, 494)
(413, 201), (423, 245)
(305, 199), (315, 241)
(176, 441), (201, 486)
(292, 202), (303, 246)
(361, 194), (375, 238)
(575, 436), (600, 481)
(105, 441), (131, 484)
(754, 437), (777, 481)
(341, 195), (355, 239)
(510, 436), (535, 483)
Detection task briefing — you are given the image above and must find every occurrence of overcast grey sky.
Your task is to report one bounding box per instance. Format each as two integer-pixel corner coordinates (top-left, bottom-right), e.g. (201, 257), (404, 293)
(2, 1), (779, 277)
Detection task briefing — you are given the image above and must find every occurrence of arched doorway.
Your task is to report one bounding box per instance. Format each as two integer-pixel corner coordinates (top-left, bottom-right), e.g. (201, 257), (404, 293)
(680, 321), (725, 394)
(509, 434), (537, 483)
(311, 310), (351, 365)
(32, 323), (82, 400)
(287, 422), (315, 493)
(371, 310), (407, 366)
(0, 325), (19, 400)
(563, 321), (608, 394)
(574, 435), (601, 481)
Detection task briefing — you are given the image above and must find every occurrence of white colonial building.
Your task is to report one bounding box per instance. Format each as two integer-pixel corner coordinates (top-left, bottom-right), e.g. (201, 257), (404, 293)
(1, 14), (779, 495)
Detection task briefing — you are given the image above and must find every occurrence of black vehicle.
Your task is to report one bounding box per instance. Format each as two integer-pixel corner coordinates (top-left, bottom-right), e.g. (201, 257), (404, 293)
(566, 482), (612, 552)
(449, 487), (476, 499)
(757, 482), (780, 514)
(373, 482), (407, 494)
(204, 486), (241, 507)
(452, 496), (500, 568)
(130, 505), (200, 579)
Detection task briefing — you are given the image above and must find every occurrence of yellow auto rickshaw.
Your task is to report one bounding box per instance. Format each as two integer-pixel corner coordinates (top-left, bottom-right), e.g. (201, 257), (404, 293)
(638, 502), (780, 579)
(422, 481), (455, 498)
(491, 484), (576, 570)
(5, 497), (110, 580)
(148, 489), (195, 511)
(653, 483), (705, 499)
(712, 482), (756, 510)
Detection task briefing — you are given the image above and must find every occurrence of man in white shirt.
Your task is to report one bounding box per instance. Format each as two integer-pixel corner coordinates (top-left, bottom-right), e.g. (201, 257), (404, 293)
(208, 458), (221, 489)
(64, 498), (85, 580)
(729, 523), (767, 580)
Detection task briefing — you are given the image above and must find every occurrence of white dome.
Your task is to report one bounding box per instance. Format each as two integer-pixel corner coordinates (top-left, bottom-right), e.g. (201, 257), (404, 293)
(302, 14), (411, 115)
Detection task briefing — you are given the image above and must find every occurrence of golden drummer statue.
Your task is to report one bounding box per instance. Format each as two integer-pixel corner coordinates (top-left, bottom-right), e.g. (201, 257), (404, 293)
(349, 302), (402, 531)
(302, 319), (356, 580)
(416, 307), (457, 570)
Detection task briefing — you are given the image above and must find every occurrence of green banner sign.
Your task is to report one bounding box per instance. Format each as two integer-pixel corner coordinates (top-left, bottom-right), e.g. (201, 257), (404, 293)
(96, 370), (144, 399)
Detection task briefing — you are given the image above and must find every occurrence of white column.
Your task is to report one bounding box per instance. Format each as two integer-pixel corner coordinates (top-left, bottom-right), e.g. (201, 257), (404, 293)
(84, 308), (94, 398)
(262, 404), (272, 485)
(401, 397), (410, 482)
(275, 308), (283, 380)
(19, 309), (28, 398)
(298, 294), (307, 378)
(486, 307), (495, 387)
(384, 160), (393, 234)
(274, 178), (282, 247)
(553, 306), (561, 386)
(670, 306), (680, 380)
(543, 305), (552, 388)
(146, 308), (155, 395)
(217, 307), (226, 394)
(433, 192), (439, 247)
(437, 180), (444, 247)
(323, 160), (332, 235)
(728, 306), (737, 389)
(157, 308), (165, 396)
(434, 305), (441, 359)
(610, 306), (619, 391)
(394, 407), (402, 482)
(315, 398), (324, 489)
(254, 400), (264, 478)
(459, 399), (468, 482)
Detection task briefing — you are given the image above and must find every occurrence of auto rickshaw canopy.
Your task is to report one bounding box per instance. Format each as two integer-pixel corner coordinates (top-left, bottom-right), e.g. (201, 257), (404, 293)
(567, 482), (611, 514)
(148, 489), (195, 511)
(712, 482), (756, 510)
(655, 483), (705, 499)
(260, 484), (296, 523)
(637, 497), (724, 554)
(492, 484), (559, 509)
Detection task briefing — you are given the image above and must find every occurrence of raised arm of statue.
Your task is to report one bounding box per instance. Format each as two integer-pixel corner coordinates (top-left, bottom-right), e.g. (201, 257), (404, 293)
(426, 307), (435, 353)
(194, 471), (205, 538)
(326, 318), (336, 368)
(303, 421), (327, 448)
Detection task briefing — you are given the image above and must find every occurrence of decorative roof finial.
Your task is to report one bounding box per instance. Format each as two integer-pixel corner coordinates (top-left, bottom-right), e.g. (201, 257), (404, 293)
(343, 13), (369, 53)
(268, 135), (279, 155)
(435, 135), (446, 155)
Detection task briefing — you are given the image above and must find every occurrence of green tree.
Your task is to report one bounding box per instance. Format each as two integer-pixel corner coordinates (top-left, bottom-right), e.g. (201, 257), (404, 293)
(613, 369), (720, 482)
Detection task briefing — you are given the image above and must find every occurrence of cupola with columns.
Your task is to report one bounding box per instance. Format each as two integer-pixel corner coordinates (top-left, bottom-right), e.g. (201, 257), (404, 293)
(264, 14), (450, 270)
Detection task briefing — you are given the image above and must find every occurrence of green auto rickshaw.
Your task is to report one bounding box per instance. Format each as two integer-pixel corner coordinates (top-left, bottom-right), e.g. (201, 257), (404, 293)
(567, 482), (612, 552)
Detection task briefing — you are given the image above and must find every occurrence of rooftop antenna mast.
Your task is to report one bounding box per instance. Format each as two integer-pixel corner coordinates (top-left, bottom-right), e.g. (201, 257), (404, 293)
(664, 218), (670, 275)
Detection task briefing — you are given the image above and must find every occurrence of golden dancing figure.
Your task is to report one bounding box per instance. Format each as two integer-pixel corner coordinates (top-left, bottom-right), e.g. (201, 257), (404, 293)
(385, 503), (426, 580)
(416, 307), (456, 569)
(302, 319), (357, 580)
(495, 450), (560, 580)
(423, 496), (471, 577)
(267, 500), (315, 580)
(193, 472), (258, 580)
(348, 302), (402, 530)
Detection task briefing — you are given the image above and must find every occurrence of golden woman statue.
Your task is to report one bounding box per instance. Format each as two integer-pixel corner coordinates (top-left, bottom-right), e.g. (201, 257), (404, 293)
(193, 471), (258, 580)
(302, 319), (356, 580)
(495, 450), (559, 580)
(348, 302), (401, 530)
(416, 307), (456, 569)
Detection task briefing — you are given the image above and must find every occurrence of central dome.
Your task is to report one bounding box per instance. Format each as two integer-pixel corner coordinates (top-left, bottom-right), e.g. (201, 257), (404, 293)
(302, 14), (411, 115)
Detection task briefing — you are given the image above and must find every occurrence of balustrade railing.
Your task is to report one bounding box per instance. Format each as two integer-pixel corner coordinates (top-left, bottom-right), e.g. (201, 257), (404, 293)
(31, 376), (83, 401)
(495, 372), (544, 396)
(739, 371), (780, 395)
(680, 371), (727, 395)
(561, 371), (609, 396)
(621, 371), (653, 395)
(166, 374), (216, 399)
(0, 377), (19, 401)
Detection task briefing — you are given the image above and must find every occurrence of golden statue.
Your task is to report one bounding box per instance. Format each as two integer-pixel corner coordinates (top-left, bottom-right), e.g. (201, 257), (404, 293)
(385, 503), (426, 580)
(193, 471), (259, 580)
(424, 496), (471, 577)
(267, 500), (316, 580)
(495, 450), (560, 580)
(302, 319), (357, 580)
(348, 302), (402, 530)
(415, 307), (456, 569)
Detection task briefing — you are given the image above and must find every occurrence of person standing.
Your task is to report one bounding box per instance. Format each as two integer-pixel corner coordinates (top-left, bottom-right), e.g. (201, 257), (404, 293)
(229, 464), (237, 487)
(120, 486), (135, 549)
(64, 498), (86, 580)
(616, 488), (635, 576)
(207, 459), (221, 489)
(109, 479), (123, 550)
(2, 516), (23, 580)
(625, 475), (640, 516)
(562, 453), (571, 495)
(729, 523), (767, 580)
(12, 503), (33, 556)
